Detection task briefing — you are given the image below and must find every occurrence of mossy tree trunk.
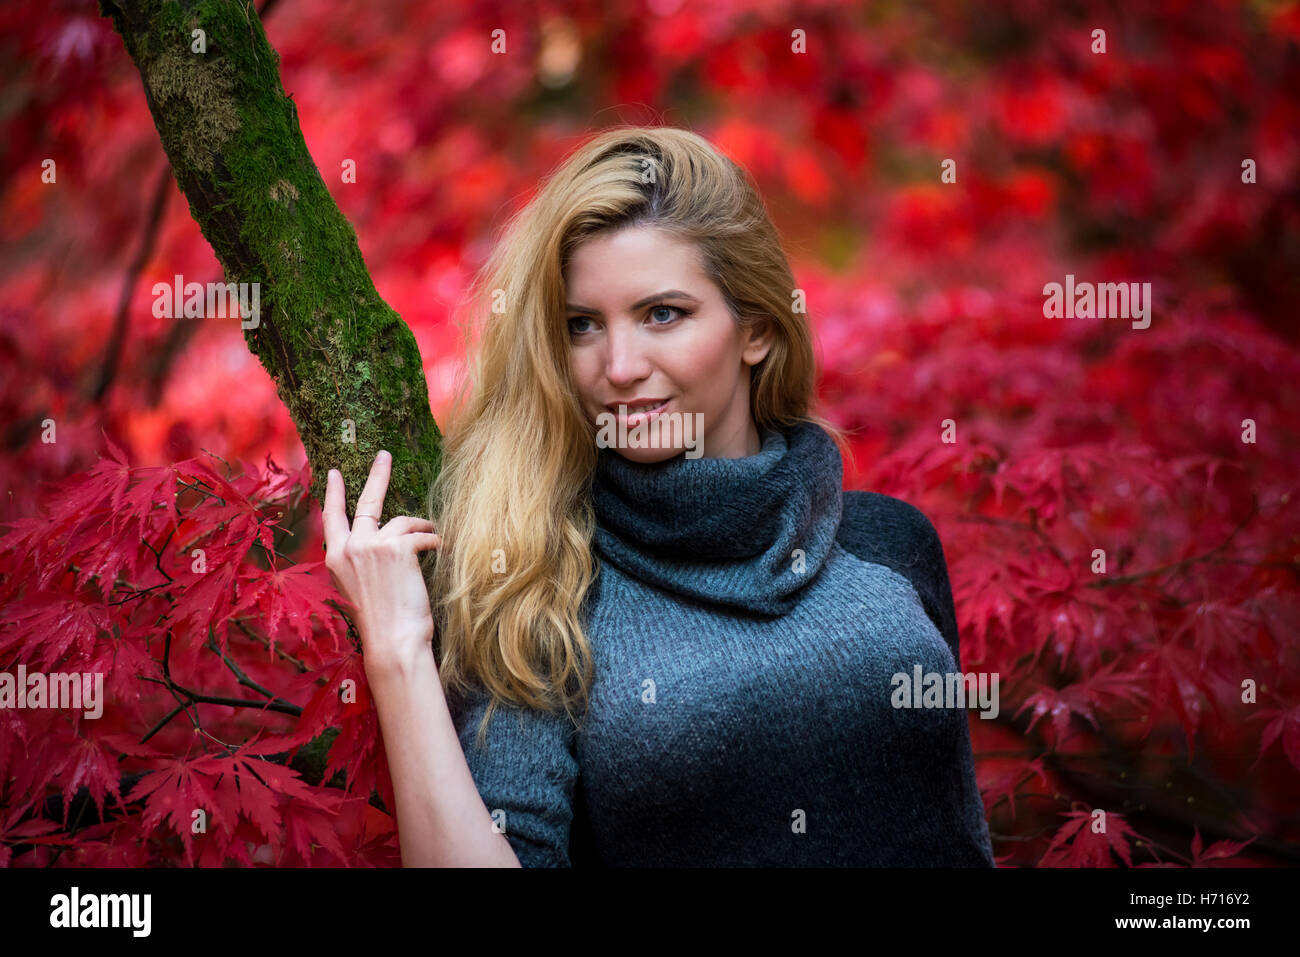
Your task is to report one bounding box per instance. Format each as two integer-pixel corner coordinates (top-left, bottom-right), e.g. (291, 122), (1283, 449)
(100, 0), (442, 519)
(95, 0), (444, 795)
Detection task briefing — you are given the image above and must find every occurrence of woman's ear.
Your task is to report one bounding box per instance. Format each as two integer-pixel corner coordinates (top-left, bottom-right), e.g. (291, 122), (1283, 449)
(741, 315), (775, 367)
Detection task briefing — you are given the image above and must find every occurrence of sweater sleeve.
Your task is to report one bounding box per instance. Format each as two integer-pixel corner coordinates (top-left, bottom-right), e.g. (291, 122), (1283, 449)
(838, 491), (963, 671)
(839, 492), (995, 865)
(446, 682), (579, 867)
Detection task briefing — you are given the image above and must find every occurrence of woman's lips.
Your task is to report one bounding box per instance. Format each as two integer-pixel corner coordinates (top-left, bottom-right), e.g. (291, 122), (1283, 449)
(610, 399), (669, 425)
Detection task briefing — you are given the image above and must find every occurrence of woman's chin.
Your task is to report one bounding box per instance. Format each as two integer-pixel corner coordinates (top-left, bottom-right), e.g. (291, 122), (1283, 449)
(607, 442), (685, 464)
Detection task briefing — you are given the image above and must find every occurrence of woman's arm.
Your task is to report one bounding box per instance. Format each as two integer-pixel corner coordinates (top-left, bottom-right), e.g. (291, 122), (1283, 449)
(366, 643), (521, 867)
(320, 451), (520, 866)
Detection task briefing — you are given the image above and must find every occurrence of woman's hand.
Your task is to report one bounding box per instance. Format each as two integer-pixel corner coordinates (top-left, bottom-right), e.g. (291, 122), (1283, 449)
(321, 449), (442, 675)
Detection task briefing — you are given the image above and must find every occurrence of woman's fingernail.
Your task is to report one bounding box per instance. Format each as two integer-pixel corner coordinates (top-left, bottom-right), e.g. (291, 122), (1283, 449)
(328, 469), (338, 481)
(378, 450), (390, 462)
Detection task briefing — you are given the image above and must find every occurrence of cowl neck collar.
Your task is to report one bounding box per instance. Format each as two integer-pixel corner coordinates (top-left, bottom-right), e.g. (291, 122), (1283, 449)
(590, 420), (843, 616)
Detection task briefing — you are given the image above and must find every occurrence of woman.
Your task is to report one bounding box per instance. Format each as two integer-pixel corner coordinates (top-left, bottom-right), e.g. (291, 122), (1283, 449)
(321, 126), (996, 867)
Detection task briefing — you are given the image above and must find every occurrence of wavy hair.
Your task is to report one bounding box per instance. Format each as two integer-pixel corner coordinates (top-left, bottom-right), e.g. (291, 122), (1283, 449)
(427, 125), (849, 748)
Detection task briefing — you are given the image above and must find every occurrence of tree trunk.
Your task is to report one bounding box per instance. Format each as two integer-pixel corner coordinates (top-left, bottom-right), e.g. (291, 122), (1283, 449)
(80, 0), (447, 829)
(99, 0), (443, 520)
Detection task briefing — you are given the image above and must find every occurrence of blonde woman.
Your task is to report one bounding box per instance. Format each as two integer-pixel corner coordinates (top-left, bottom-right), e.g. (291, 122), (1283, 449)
(321, 126), (996, 867)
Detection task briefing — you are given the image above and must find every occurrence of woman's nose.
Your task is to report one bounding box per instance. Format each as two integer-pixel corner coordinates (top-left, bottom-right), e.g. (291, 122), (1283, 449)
(603, 324), (652, 385)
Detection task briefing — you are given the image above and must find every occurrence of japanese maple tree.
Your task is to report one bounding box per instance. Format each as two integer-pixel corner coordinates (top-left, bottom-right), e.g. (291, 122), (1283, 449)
(1, 0), (1297, 866)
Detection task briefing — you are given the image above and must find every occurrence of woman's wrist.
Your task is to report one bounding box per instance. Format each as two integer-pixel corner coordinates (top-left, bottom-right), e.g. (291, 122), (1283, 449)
(362, 629), (436, 686)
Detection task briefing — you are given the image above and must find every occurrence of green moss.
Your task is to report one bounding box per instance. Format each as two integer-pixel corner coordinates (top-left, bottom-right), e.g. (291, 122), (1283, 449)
(104, 0), (443, 522)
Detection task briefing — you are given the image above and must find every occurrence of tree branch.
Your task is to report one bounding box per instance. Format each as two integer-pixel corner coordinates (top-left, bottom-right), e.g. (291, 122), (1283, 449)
(99, 0), (443, 520)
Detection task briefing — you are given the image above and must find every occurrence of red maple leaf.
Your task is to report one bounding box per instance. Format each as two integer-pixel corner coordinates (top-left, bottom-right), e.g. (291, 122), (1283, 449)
(1038, 808), (1147, 867)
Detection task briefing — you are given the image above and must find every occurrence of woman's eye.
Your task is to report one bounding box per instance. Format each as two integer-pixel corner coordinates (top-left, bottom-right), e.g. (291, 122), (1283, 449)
(649, 305), (685, 324)
(568, 307), (687, 336)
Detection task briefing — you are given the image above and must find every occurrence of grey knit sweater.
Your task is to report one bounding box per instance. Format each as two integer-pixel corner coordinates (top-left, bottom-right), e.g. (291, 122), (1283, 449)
(447, 420), (996, 867)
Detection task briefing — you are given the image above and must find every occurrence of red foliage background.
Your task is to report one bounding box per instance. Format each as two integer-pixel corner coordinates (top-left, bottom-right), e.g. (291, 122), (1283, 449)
(0, 0), (1297, 866)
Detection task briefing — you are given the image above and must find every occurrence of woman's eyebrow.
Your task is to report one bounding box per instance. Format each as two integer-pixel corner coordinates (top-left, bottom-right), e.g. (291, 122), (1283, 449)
(565, 289), (702, 315)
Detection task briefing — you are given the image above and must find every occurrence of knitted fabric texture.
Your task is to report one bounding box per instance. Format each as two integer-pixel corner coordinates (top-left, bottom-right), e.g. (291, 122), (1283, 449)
(447, 420), (996, 867)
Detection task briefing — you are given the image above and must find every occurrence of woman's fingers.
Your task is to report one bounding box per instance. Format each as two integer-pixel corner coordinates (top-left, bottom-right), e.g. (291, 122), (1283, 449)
(322, 453), (435, 557)
(405, 532), (441, 553)
(352, 450), (392, 531)
(377, 516), (436, 537)
(322, 469), (351, 550)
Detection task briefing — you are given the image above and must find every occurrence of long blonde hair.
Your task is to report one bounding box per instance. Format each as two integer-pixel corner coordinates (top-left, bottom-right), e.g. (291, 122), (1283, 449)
(428, 125), (848, 747)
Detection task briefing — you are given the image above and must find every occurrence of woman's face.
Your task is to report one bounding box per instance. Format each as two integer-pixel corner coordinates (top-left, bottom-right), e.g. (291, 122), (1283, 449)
(564, 225), (772, 462)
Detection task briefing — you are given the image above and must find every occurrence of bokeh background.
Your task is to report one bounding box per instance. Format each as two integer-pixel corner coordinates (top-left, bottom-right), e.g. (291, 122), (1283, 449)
(1, 0), (1298, 866)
